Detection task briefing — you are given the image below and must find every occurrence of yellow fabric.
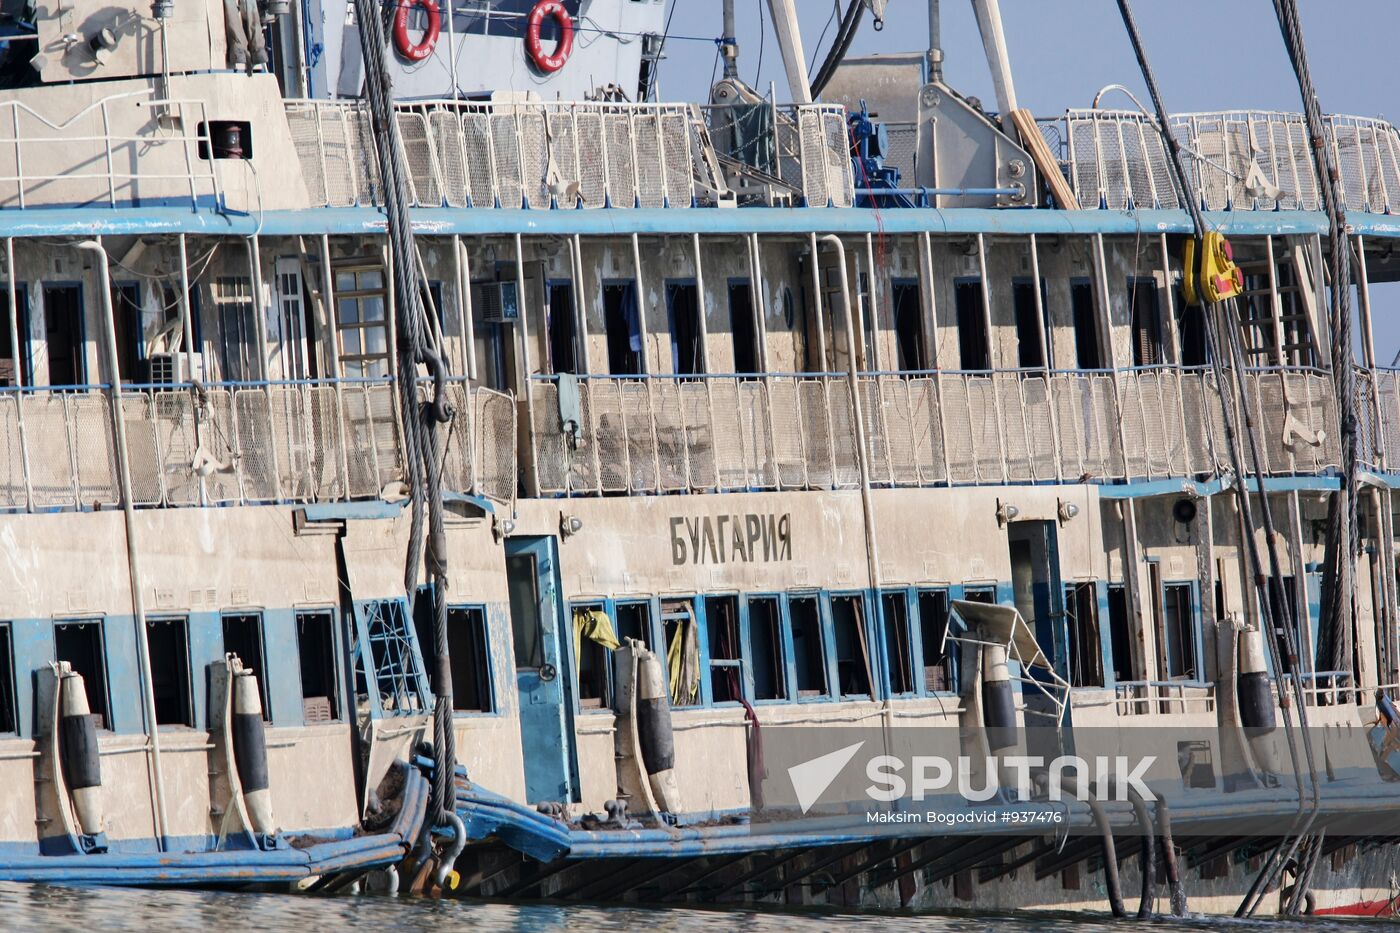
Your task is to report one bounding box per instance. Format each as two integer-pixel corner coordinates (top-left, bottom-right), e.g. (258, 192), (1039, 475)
(666, 603), (701, 706)
(573, 607), (621, 670)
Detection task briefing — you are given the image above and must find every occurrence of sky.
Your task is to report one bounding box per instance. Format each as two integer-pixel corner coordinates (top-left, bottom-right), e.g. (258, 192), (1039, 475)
(652, 0), (1400, 361)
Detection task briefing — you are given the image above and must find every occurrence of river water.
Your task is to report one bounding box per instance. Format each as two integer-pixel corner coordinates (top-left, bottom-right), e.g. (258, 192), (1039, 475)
(4, 882), (1400, 932)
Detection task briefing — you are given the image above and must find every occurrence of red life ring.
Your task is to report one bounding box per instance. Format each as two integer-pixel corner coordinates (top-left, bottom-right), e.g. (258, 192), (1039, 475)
(392, 0), (440, 62)
(525, 0), (574, 74)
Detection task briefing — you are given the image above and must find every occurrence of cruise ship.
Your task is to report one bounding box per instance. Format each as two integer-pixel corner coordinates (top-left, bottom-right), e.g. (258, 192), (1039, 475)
(0, 0), (1396, 917)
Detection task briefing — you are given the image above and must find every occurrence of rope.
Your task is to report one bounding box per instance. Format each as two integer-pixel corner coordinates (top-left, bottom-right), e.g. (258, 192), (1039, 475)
(350, 0), (457, 848)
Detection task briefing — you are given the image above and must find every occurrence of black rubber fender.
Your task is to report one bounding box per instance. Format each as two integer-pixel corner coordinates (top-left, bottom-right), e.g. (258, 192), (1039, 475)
(1238, 670), (1277, 736)
(638, 697), (674, 774)
(60, 712), (101, 790)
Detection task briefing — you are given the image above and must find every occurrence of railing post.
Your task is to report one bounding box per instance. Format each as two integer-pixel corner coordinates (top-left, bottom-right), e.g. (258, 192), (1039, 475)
(5, 238), (32, 511)
(692, 234), (710, 374)
(176, 234), (207, 506)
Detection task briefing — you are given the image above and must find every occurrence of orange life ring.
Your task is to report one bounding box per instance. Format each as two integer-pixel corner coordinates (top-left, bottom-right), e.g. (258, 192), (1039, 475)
(392, 0), (440, 63)
(525, 0), (574, 74)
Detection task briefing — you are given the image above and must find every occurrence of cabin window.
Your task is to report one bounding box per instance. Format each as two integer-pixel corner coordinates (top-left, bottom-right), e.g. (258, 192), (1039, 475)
(892, 281), (926, 371)
(748, 596), (786, 701)
(788, 595), (828, 698)
(1129, 279), (1164, 367)
(214, 276), (258, 382)
(662, 599), (702, 707)
(147, 617), (194, 728)
(222, 613), (270, 721)
(953, 281), (990, 370)
(571, 602), (612, 710)
(0, 285), (29, 387)
(1163, 584), (1198, 680)
(667, 282), (703, 375)
(603, 282), (643, 375)
(1178, 297), (1208, 366)
(612, 601), (657, 702)
(547, 281), (578, 375)
(0, 622), (15, 735)
(1012, 281), (1047, 369)
(446, 607), (494, 713)
(728, 281), (760, 374)
(296, 610), (340, 723)
(1106, 583), (1134, 682)
(1064, 583), (1105, 687)
(705, 595), (743, 703)
(111, 282), (143, 383)
(917, 589), (953, 693)
(1070, 281), (1104, 369)
(831, 595), (873, 698)
(42, 284), (85, 387)
(54, 620), (109, 730)
(335, 268), (390, 379)
(881, 591), (915, 696)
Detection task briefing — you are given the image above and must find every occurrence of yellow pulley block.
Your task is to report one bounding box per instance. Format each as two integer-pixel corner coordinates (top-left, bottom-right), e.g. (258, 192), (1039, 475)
(1182, 232), (1244, 305)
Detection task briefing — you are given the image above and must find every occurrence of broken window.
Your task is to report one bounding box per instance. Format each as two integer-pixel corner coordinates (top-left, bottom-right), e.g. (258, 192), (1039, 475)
(917, 589), (953, 693)
(1070, 280), (1103, 369)
(788, 595), (828, 698)
(954, 280), (990, 370)
(296, 610), (340, 723)
(1129, 279), (1163, 367)
(222, 613), (270, 721)
(1163, 583), (1198, 680)
(1012, 280), (1047, 369)
(892, 282), (926, 371)
(54, 620), (109, 730)
(748, 596), (786, 701)
(147, 617), (194, 727)
(0, 622), (14, 735)
(705, 595), (743, 703)
(882, 591), (915, 696)
(831, 595), (873, 698)
(1063, 583), (1105, 688)
(446, 607), (494, 713)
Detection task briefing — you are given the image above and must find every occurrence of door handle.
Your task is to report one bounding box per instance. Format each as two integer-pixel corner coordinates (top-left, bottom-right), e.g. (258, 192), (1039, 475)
(539, 663), (558, 682)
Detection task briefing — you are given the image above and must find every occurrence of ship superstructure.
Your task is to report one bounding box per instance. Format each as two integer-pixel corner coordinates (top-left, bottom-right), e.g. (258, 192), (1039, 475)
(0, 0), (1396, 916)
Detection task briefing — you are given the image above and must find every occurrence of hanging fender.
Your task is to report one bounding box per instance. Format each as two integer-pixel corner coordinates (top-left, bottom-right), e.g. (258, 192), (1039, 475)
(392, 0), (441, 63)
(59, 669), (104, 838)
(525, 0), (574, 74)
(231, 666), (276, 836)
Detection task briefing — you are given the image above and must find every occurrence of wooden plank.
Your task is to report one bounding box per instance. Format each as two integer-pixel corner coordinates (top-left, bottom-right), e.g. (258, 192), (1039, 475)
(1010, 108), (1080, 210)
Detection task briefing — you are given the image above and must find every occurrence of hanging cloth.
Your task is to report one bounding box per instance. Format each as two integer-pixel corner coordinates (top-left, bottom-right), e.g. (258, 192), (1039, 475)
(572, 606), (621, 669)
(665, 602), (701, 706)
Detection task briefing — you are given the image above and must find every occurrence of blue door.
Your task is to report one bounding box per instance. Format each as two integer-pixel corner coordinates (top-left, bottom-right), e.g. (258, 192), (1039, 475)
(505, 536), (575, 804)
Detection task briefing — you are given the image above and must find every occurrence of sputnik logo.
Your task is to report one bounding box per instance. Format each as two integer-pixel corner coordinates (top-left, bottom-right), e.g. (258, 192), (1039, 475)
(787, 741), (865, 814)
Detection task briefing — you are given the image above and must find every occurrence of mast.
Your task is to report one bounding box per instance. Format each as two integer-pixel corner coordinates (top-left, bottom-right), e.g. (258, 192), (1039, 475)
(927, 0), (943, 83)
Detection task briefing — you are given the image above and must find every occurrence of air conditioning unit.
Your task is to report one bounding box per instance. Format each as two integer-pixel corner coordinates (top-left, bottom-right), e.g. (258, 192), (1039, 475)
(475, 280), (520, 324)
(146, 352), (190, 385)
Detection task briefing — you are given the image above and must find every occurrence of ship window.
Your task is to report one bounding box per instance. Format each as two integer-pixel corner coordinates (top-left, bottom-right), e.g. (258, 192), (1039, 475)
(917, 589), (953, 693)
(214, 276), (258, 382)
(447, 607), (494, 713)
(954, 281), (989, 370)
(0, 285), (29, 387)
(1070, 281), (1104, 369)
(222, 614), (270, 721)
(1129, 278), (1163, 367)
(831, 595), (873, 698)
(1064, 583), (1105, 687)
(728, 281), (760, 374)
(572, 602), (612, 710)
(0, 622), (14, 735)
(147, 617), (194, 728)
(661, 600), (701, 707)
(296, 610), (340, 723)
(42, 284), (85, 387)
(892, 281), (926, 371)
(335, 267), (390, 379)
(54, 620), (109, 730)
(1012, 280), (1047, 369)
(613, 601), (657, 703)
(1163, 584), (1198, 680)
(788, 596), (828, 698)
(705, 595), (743, 703)
(667, 282), (703, 375)
(748, 596), (785, 701)
(111, 282), (142, 383)
(1106, 583), (1134, 682)
(1178, 292), (1208, 366)
(547, 281), (578, 375)
(603, 282), (643, 375)
(881, 591), (915, 696)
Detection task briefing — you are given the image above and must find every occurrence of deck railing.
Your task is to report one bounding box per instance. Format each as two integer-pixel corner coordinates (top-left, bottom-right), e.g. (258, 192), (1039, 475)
(528, 367), (1340, 496)
(0, 378), (515, 512)
(283, 99), (853, 210)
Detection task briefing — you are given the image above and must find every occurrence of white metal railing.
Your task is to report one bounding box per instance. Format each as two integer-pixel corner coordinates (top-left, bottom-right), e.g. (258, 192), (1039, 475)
(1048, 109), (1400, 212)
(700, 101), (854, 207)
(0, 379), (514, 512)
(528, 368), (1341, 497)
(1114, 680), (1217, 716)
(0, 90), (223, 210)
(284, 99), (853, 210)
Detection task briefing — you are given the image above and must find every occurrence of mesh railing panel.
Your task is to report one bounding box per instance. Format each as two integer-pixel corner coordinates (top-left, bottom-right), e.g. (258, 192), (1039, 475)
(461, 110), (496, 208)
(396, 111), (441, 207)
(475, 387), (516, 506)
(429, 110), (468, 208)
(518, 110), (550, 209)
(27, 394), (75, 507)
(0, 395), (25, 507)
(575, 110), (608, 209)
(491, 112), (524, 209)
(604, 112), (637, 208)
(633, 112), (666, 210)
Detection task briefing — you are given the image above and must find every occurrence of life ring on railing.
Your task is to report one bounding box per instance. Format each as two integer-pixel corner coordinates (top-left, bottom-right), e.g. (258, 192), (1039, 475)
(525, 0), (574, 74)
(392, 0), (440, 63)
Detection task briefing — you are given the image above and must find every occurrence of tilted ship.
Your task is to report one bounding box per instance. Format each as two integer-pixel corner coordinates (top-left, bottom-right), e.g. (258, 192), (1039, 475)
(0, 0), (1397, 917)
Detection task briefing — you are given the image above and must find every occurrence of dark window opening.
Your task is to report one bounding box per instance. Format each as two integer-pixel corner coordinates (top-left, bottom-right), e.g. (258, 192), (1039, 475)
(0, 623), (15, 735)
(1012, 281), (1047, 369)
(892, 282), (926, 371)
(222, 614), (270, 721)
(667, 283), (703, 375)
(296, 610), (340, 723)
(447, 607), (494, 713)
(728, 281), (760, 374)
(0, 285), (28, 387)
(789, 596), (828, 698)
(42, 284), (84, 386)
(147, 617), (193, 727)
(918, 590), (952, 693)
(963, 588), (996, 605)
(1070, 281), (1103, 369)
(111, 283), (142, 383)
(54, 620), (108, 730)
(603, 282), (642, 375)
(748, 597), (785, 701)
(1129, 279), (1163, 367)
(613, 601), (655, 705)
(572, 603), (611, 710)
(547, 281), (578, 375)
(1164, 584), (1198, 680)
(954, 281), (990, 370)
(882, 592), (915, 695)
(1064, 583), (1105, 687)
(706, 595), (743, 703)
(661, 600), (702, 707)
(1107, 584), (1134, 682)
(1178, 295), (1208, 366)
(831, 595), (873, 698)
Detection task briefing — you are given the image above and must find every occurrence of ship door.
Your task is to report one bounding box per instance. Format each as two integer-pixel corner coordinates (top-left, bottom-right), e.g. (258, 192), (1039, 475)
(1007, 521), (1070, 734)
(505, 536), (577, 804)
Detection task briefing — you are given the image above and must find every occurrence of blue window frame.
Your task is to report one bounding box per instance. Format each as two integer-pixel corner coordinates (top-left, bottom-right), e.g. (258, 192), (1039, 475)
(786, 592), (831, 700)
(829, 592), (874, 699)
(745, 594), (787, 702)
